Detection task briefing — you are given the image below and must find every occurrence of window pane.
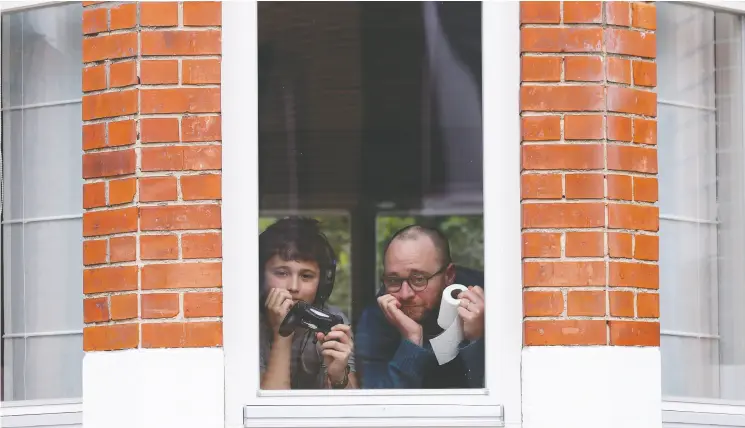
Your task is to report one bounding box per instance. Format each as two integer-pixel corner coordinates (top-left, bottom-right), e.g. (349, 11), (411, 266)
(661, 335), (720, 398)
(2, 224), (24, 335)
(1, 12), (22, 109)
(657, 3), (715, 108)
(21, 104), (83, 219)
(22, 220), (83, 333)
(2, 111), (23, 221)
(257, 2), (485, 391)
(657, 105), (716, 221)
(658, 2), (745, 401)
(659, 220), (718, 335)
(1, 3), (83, 402)
(5, 335), (83, 401)
(17, 3), (82, 106)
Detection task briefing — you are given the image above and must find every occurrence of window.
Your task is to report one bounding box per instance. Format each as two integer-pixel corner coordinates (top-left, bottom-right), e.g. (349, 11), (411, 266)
(0, 0), (84, 424)
(222, 0), (521, 426)
(658, 0), (745, 420)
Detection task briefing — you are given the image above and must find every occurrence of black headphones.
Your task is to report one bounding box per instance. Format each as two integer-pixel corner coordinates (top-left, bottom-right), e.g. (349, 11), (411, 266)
(258, 217), (338, 309)
(314, 233), (337, 307)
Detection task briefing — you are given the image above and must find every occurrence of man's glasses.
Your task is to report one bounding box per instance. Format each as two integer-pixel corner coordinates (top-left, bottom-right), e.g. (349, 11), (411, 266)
(381, 265), (448, 292)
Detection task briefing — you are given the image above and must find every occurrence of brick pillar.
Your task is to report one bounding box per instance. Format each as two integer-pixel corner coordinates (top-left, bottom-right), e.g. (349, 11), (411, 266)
(80, 3), (224, 427)
(519, 2), (661, 428)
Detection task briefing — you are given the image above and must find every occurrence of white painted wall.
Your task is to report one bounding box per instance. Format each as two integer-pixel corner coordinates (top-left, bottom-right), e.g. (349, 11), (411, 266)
(82, 348), (224, 428)
(522, 346), (663, 428)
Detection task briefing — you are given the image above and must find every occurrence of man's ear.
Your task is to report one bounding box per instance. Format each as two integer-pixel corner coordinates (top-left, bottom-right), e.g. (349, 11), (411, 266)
(445, 263), (456, 285)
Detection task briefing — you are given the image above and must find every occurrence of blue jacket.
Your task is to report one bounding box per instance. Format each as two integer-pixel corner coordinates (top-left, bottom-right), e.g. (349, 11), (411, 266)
(354, 266), (485, 389)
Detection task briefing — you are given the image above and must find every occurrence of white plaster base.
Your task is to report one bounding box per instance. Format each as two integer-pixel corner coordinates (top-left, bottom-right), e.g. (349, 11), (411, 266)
(522, 346), (662, 428)
(83, 348), (224, 428)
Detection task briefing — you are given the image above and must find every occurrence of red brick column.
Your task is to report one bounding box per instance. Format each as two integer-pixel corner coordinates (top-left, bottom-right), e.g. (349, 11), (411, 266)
(520, 1), (659, 346)
(81, 1), (223, 351)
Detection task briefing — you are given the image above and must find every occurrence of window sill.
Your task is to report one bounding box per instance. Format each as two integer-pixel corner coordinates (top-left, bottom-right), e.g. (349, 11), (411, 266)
(243, 402), (504, 428)
(663, 397), (745, 427)
(0, 398), (82, 428)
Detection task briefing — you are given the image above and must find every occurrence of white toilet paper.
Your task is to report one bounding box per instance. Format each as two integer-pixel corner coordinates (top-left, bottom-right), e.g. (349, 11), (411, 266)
(430, 283), (468, 365)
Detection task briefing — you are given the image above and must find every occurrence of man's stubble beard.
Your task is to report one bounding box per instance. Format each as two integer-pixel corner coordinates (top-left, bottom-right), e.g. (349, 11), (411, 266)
(402, 305), (428, 322)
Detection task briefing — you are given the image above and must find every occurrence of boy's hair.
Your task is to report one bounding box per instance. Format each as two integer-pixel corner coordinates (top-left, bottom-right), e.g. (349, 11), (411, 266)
(258, 216), (337, 307)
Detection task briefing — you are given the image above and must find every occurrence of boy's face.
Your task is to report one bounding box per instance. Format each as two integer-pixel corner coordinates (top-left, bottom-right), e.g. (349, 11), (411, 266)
(263, 255), (321, 304)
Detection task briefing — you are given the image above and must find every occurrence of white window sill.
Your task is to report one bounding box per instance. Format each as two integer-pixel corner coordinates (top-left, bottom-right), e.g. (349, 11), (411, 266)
(0, 398), (82, 428)
(243, 403), (504, 428)
(663, 397), (745, 427)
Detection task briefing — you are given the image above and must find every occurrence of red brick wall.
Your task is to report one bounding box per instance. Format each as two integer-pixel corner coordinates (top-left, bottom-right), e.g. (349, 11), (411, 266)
(520, 1), (659, 346)
(78, 1), (660, 352)
(81, 1), (223, 351)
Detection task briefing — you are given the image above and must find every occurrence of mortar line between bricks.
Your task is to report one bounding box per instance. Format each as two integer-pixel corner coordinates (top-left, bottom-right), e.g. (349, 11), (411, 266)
(521, 140), (656, 146)
(521, 51), (656, 61)
(523, 256), (658, 265)
(521, 22), (655, 33)
(84, 26), (222, 38)
(526, 286), (659, 292)
(521, 110), (658, 120)
(85, 142), (223, 155)
(523, 81), (655, 92)
(521, 169), (657, 178)
(525, 315), (659, 322)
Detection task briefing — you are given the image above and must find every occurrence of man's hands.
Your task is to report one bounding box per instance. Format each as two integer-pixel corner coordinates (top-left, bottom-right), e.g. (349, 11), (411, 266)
(316, 324), (354, 384)
(377, 294), (424, 347)
(264, 288), (294, 335)
(457, 286), (485, 341)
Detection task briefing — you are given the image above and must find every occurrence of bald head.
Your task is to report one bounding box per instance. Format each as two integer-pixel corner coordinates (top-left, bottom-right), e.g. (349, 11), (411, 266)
(383, 225), (452, 267)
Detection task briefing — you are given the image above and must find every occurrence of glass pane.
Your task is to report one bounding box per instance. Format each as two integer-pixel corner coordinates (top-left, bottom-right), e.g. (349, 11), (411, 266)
(2, 110), (24, 221)
(657, 105), (717, 221)
(3, 337), (24, 400)
(2, 224), (24, 334)
(22, 220), (83, 333)
(1, 3), (84, 402)
(19, 3), (83, 106)
(1, 12), (22, 108)
(4, 335), (83, 401)
(658, 3), (745, 401)
(661, 335), (720, 398)
(657, 2), (715, 108)
(257, 2), (485, 391)
(22, 104), (83, 218)
(659, 219), (718, 335)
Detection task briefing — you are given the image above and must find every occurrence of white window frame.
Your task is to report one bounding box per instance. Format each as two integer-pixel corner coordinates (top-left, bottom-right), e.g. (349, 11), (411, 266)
(0, 1), (83, 427)
(220, 1), (522, 428)
(660, 1), (745, 426)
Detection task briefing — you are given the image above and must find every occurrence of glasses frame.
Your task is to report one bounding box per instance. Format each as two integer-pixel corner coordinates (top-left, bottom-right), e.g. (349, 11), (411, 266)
(381, 264), (450, 293)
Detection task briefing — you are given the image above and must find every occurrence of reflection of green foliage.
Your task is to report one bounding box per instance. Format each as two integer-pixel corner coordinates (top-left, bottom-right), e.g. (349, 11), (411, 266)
(259, 216), (352, 316)
(259, 214), (484, 318)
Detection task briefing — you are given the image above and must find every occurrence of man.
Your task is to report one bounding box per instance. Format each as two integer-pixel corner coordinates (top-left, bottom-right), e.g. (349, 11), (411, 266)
(354, 224), (485, 389)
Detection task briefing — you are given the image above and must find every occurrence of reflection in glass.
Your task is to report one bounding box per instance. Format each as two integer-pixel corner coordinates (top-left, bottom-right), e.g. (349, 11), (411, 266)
(257, 2), (485, 391)
(1, 3), (83, 401)
(658, 2), (745, 400)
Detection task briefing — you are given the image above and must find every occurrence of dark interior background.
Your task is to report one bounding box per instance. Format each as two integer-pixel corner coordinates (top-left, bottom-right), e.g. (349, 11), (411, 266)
(257, 1), (484, 325)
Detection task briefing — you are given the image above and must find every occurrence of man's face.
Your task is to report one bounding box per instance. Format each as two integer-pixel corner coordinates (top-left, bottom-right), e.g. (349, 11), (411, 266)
(382, 236), (455, 323)
(263, 255), (320, 304)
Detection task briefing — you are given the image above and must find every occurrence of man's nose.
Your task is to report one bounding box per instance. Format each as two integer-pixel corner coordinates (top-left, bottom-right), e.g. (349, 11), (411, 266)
(398, 280), (415, 299)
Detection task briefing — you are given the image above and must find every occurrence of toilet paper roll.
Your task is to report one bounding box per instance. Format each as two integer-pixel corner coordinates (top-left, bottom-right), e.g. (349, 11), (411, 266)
(430, 283), (468, 365)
